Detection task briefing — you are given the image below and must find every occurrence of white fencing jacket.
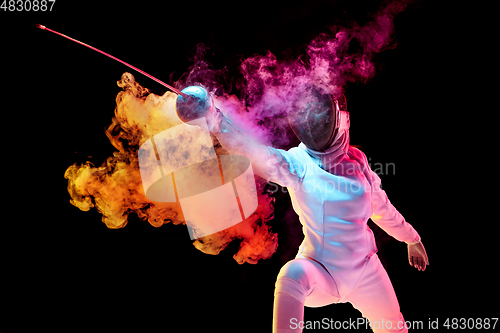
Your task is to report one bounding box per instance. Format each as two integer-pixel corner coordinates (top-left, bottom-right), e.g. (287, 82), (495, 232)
(265, 143), (420, 296)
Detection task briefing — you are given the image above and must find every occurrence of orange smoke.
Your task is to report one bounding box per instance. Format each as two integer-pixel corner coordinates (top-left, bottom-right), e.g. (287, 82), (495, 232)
(64, 73), (277, 264)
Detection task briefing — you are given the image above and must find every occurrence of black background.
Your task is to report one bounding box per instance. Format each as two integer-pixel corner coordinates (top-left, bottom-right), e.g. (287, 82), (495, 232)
(1, 1), (494, 332)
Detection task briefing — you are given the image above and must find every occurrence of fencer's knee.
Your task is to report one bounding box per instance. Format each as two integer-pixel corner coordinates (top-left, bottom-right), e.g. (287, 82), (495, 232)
(274, 260), (310, 304)
(277, 259), (309, 282)
(274, 276), (306, 304)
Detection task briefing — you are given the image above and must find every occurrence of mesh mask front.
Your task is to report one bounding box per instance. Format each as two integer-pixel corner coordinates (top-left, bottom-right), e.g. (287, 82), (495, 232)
(287, 85), (338, 151)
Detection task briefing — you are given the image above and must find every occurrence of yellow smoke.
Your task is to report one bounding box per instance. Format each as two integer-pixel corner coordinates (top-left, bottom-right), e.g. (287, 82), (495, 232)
(64, 73), (277, 263)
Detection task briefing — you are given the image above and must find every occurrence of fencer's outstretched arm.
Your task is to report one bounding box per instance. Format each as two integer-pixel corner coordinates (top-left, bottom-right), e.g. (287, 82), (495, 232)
(207, 107), (278, 181)
(175, 86), (300, 185)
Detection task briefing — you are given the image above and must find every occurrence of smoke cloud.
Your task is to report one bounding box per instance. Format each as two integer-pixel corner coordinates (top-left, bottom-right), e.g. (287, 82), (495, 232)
(65, 0), (410, 264)
(65, 73), (277, 264)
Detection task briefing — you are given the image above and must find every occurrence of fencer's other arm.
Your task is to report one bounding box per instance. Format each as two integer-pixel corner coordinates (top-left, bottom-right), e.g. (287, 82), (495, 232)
(368, 167), (429, 271)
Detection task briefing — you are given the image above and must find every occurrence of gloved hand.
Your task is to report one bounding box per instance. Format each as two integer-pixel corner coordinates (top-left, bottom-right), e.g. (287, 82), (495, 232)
(174, 85), (228, 133)
(407, 241), (429, 271)
(175, 86), (214, 123)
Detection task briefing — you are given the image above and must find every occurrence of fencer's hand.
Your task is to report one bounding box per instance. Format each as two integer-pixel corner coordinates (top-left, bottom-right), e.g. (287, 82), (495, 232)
(407, 241), (429, 271)
(206, 105), (223, 133)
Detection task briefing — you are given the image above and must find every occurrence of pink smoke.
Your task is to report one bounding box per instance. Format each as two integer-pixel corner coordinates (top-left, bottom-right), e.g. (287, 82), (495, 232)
(178, 1), (410, 148)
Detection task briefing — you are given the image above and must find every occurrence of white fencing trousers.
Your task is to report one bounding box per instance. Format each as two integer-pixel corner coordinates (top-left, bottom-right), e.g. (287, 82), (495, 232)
(273, 254), (407, 333)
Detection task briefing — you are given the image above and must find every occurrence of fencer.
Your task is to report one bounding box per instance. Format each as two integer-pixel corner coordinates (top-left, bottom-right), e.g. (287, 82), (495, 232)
(176, 82), (429, 333)
(38, 25), (429, 332)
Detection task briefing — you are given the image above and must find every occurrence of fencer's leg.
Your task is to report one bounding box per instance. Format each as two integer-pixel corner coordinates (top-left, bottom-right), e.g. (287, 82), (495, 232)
(273, 261), (307, 333)
(272, 258), (339, 333)
(346, 255), (407, 333)
(273, 282), (305, 333)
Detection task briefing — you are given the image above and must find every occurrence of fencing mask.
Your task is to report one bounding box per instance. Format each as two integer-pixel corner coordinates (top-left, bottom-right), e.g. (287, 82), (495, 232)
(287, 83), (349, 152)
